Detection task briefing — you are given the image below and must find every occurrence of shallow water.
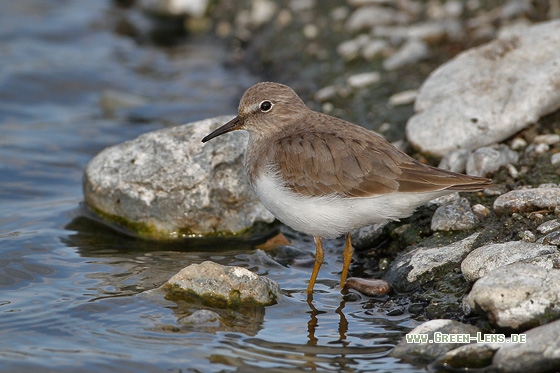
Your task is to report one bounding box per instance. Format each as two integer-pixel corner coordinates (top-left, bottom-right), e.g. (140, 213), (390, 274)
(0, 1), (424, 371)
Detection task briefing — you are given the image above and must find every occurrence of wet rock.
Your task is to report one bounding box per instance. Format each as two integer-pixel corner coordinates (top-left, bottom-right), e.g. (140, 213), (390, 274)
(164, 261), (281, 307)
(350, 222), (386, 250)
(391, 319), (480, 361)
(539, 231), (560, 246)
(83, 116), (274, 239)
(438, 148), (469, 173)
(345, 277), (391, 296)
(465, 144), (519, 177)
(493, 187), (560, 215)
(385, 233), (479, 292)
(139, 0), (209, 17)
(383, 38), (431, 70)
(406, 20), (560, 157)
(431, 197), (479, 231)
(179, 309), (220, 325)
(466, 263), (560, 330)
(433, 342), (500, 370)
(492, 318), (560, 372)
(461, 241), (558, 282)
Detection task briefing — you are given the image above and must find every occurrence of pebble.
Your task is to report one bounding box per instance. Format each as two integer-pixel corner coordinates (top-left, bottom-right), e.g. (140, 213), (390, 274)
(164, 261), (281, 307)
(314, 85), (338, 101)
(388, 89), (417, 107)
(461, 241), (557, 282)
(350, 222), (386, 250)
(83, 116), (275, 239)
(391, 319), (480, 361)
(361, 39), (389, 60)
(493, 318), (560, 372)
(510, 137), (527, 150)
(345, 277), (391, 296)
(493, 187), (560, 215)
(431, 197), (479, 231)
(406, 20), (560, 157)
(383, 39), (431, 70)
(465, 263), (560, 330)
(519, 230), (536, 242)
(551, 152), (560, 165)
(465, 144), (519, 177)
(534, 134), (560, 145)
(438, 149), (469, 173)
(536, 219), (560, 234)
(345, 5), (407, 32)
(537, 231), (560, 246)
(139, 0), (209, 17)
(347, 72), (381, 89)
(471, 203), (491, 218)
(180, 309), (220, 325)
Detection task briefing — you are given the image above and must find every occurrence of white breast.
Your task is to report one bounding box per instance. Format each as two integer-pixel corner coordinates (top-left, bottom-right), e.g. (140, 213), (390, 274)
(251, 169), (450, 239)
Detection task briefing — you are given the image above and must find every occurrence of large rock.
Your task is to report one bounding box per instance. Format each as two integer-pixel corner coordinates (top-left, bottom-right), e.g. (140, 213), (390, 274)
(466, 263), (560, 330)
(461, 241), (558, 282)
(83, 116), (274, 239)
(492, 318), (560, 372)
(406, 20), (560, 157)
(163, 261), (280, 307)
(391, 319), (480, 361)
(385, 233), (479, 291)
(493, 187), (560, 215)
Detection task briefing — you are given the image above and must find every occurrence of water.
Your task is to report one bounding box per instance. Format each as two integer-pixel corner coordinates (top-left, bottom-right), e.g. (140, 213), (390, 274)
(0, 1), (423, 371)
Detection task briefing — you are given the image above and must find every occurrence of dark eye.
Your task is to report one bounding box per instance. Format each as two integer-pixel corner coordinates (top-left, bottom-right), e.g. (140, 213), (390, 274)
(259, 100), (273, 112)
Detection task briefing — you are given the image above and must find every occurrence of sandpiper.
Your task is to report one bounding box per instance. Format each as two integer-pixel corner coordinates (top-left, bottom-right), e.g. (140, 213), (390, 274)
(202, 82), (492, 294)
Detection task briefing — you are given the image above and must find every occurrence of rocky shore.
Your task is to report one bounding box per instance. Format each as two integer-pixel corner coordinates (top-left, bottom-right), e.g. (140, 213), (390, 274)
(87, 1), (560, 370)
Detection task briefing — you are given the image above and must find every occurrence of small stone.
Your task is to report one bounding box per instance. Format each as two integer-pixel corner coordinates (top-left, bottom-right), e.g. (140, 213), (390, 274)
(510, 137), (527, 150)
(538, 231), (560, 246)
(314, 85), (338, 101)
(533, 142), (550, 154)
(164, 261), (281, 307)
(345, 277), (391, 296)
(519, 230), (536, 243)
(471, 204), (490, 218)
(383, 39), (431, 70)
(407, 303), (425, 315)
(351, 222), (386, 250)
(139, 0), (209, 17)
(537, 219), (560, 234)
(347, 72), (381, 89)
(337, 34), (369, 60)
(493, 318), (560, 371)
(534, 134), (560, 145)
(438, 149), (469, 173)
(388, 89), (417, 107)
(431, 198), (479, 231)
(303, 24), (319, 39)
(551, 153), (560, 165)
(466, 263), (560, 330)
(461, 241), (557, 282)
(493, 187), (560, 215)
(361, 39), (389, 60)
(391, 319), (480, 361)
(386, 306), (404, 316)
(466, 144), (519, 177)
(345, 5), (407, 32)
(506, 163), (519, 179)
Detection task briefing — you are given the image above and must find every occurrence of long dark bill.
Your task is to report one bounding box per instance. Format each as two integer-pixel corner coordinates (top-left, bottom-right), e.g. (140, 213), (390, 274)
(201, 116), (243, 143)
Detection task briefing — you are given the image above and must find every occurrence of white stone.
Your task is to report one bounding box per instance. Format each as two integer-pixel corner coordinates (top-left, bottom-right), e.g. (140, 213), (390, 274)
(406, 20), (560, 157)
(347, 72), (381, 89)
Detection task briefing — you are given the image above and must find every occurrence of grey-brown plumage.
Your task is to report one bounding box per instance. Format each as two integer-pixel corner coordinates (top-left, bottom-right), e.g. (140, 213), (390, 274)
(202, 82), (492, 294)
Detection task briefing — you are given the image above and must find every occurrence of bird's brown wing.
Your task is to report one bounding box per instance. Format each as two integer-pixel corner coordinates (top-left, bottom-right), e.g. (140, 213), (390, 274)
(273, 126), (491, 198)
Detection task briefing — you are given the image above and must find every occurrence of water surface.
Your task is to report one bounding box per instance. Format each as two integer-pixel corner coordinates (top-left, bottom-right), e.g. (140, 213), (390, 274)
(0, 1), (423, 371)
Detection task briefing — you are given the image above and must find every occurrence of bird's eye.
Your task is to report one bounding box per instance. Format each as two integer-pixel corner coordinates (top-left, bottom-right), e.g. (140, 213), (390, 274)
(259, 100), (273, 112)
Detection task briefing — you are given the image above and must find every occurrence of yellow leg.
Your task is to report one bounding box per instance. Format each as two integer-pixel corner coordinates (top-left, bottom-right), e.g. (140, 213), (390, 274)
(340, 233), (353, 288)
(307, 236), (324, 294)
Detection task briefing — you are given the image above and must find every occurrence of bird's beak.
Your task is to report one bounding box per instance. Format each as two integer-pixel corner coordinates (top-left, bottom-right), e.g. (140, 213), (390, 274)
(201, 116), (243, 143)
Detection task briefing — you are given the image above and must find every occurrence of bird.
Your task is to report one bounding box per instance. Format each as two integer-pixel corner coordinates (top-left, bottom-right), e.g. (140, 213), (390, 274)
(202, 82), (492, 294)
